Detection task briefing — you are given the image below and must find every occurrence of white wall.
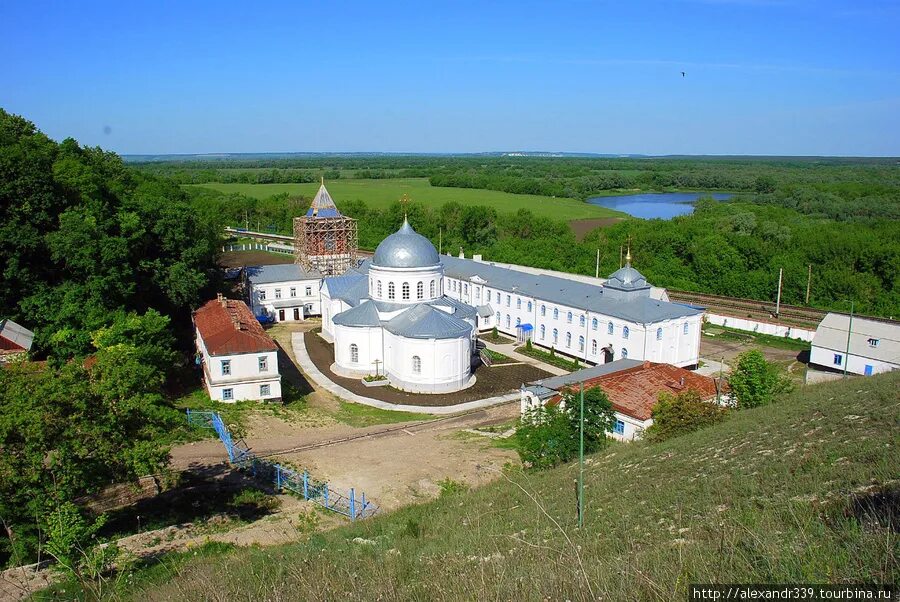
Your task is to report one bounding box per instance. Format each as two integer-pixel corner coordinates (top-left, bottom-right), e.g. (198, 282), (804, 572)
(446, 276), (702, 367)
(196, 333), (282, 402)
(809, 345), (898, 376)
(706, 313), (815, 342)
(367, 264), (444, 304)
(250, 278), (321, 321)
(332, 324), (385, 376)
(383, 331), (473, 393)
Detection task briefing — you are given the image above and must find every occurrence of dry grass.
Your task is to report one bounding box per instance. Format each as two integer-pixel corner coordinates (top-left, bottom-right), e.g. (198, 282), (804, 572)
(42, 372), (900, 601)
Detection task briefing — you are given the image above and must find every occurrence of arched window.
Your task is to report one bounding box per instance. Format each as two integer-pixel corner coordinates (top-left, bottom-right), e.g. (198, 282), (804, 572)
(506, 295), (511, 307)
(567, 312), (573, 324)
(516, 298), (521, 310)
(388, 282), (395, 300)
(496, 292), (500, 303)
(608, 322), (614, 335)
(377, 281), (383, 297)
(579, 335), (585, 352)
(417, 281), (424, 300)
(656, 327), (663, 341)
(553, 308), (559, 319)
(541, 305), (546, 317)
(623, 326), (630, 340)
(506, 315), (511, 328)
(540, 325), (546, 339)
(527, 301), (532, 312)
(552, 328), (558, 344)
(592, 318), (598, 330)
(683, 322), (689, 335)
(496, 311), (500, 323)
(463, 283), (468, 294)
(516, 317), (521, 326)
(402, 282), (410, 300)
(621, 348), (628, 359)
(591, 339), (598, 355)
(430, 280), (436, 297)
(350, 344), (359, 363)
(412, 355), (421, 374)
(579, 315), (585, 327)
(566, 332), (572, 347)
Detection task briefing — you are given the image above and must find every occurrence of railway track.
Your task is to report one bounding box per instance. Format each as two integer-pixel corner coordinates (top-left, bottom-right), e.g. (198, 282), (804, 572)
(668, 289), (827, 329)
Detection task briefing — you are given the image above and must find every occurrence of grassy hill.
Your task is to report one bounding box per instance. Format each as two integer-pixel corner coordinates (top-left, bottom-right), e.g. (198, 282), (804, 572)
(57, 373), (899, 600)
(185, 177), (625, 221)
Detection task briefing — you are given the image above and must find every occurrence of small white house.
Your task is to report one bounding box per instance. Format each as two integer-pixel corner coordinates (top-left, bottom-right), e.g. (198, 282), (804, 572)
(521, 359), (724, 441)
(194, 295), (282, 402)
(245, 264), (322, 323)
(810, 312), (899, 376)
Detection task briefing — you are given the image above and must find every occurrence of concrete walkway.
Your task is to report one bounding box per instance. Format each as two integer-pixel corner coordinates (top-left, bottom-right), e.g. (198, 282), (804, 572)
(480, 339), (570, 376)
(291, 332), (520, 415)
(693, 357), (730, 377)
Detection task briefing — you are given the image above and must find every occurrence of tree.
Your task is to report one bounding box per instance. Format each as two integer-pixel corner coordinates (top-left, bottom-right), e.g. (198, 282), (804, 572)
(559, 386), (616, 453)
(514, 404), (578, 470)
(728, 350), (792, 409)
(644, 390), (728, 442)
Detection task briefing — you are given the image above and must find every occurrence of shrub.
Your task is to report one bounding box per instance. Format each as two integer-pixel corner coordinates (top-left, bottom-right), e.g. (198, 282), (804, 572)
(644, 390), (728, 443)
(729, 350), (792, 409)
(515, 405), (578, 470)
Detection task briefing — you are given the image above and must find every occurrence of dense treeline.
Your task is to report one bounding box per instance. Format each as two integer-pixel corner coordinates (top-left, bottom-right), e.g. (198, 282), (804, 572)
(193, 181), (899, 317)
(0, 109), (220, 565)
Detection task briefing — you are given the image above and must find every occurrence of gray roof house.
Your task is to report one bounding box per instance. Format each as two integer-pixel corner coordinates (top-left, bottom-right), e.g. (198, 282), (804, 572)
(810, 313), (900, 376)
(0, 319), (34, 363)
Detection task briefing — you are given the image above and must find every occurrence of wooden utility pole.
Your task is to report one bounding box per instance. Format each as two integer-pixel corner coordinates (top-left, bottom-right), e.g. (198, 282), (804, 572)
(595, 249), (600, 279)
(805, 264), (812, 305)
(775, 267), (783, 317)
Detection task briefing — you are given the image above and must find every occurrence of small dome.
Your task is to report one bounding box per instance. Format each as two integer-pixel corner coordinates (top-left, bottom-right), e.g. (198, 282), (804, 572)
(372, 217), (440, 269)
(606, 266), (648, 289)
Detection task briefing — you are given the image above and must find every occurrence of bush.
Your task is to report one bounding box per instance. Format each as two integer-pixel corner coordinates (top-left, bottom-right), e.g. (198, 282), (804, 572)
(515, 405), (578, 470)
(729, 350), (792, 409)
(644, 390), (729, 443)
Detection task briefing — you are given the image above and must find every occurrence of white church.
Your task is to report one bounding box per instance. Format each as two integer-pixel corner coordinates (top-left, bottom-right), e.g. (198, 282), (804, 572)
(244, 183), (705, 395)
(321, 217), (478, 393)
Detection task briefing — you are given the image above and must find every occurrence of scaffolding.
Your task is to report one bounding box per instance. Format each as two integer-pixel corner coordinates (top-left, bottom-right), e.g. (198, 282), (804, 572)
(293, 181), (358, 276)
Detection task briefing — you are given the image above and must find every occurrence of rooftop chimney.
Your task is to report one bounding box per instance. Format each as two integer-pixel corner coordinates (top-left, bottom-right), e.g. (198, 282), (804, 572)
(217, 292), (226, 307)
(458, 247), (464, 259)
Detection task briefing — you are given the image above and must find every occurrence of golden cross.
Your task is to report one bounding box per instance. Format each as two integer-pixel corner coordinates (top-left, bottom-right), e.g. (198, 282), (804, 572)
(399, 193), (411, 218)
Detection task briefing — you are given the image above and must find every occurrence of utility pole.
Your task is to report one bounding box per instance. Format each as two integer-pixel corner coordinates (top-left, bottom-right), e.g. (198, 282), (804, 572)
(438, 228), (442, 255)
(843, 301), (854, 378)
(578, 381), (585, 528)
(775, 267), (783, 317)
(805, 264), (812, 305)
(595, 249), (600, 279)
(619, 245), (623, 269)
(716, 355), (724, 405)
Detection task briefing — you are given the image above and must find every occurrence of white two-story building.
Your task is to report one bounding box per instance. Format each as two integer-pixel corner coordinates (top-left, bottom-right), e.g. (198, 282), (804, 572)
(245, 264), (322, 322)
(194, 295), (282, 402)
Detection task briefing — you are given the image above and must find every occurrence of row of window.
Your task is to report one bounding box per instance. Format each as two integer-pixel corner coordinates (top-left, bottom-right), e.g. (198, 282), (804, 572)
(220, 356), (269, 376)
(374, 279), (438, 301)
(222, 384), (271, 401)
(533, 325), (631, 359)
(259, 286), (313, 301)
(348, 344), (423, 374)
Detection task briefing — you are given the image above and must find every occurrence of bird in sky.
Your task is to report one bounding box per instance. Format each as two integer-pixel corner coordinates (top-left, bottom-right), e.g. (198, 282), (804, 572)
(680, 71), (686, 77)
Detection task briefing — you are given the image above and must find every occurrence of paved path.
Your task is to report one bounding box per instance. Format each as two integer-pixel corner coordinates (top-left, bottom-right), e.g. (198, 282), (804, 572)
(693, 357), (730, 377)
(480, 339), (570, 376)
(291, 332), (520, 415)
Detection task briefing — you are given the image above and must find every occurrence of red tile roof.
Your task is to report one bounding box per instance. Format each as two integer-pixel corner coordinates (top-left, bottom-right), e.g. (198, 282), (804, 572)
(552, 361), (721, 421)
(194, 297), (277, 356)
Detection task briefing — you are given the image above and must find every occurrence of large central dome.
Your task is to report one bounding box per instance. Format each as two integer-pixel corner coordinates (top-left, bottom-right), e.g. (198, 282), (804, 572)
(372, 217), (440, 269)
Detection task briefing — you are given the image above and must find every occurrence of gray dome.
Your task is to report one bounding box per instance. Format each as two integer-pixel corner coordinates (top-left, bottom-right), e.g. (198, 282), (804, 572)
(372, 217), (440, 268)
(606, 266), (649, 290)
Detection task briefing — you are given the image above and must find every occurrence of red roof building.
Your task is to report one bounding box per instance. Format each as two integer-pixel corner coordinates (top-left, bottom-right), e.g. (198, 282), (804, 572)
(193, 296), (278, 356)
(522, 359), (725, 440)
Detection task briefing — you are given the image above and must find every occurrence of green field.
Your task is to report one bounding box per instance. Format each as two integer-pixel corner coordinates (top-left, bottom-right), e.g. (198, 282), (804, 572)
(185, 178), (625, 221)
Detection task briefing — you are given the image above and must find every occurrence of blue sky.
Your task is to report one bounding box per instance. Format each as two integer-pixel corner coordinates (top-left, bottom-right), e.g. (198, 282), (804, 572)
(2, 0), (899, 155)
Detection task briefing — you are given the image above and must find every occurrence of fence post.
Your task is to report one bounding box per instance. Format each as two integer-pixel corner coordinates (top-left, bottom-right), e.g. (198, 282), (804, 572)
(303, 471), (309, 500)
(361, 492), (366, 515)
(349, 488), (356, 521)
(276, 464), (282, 491)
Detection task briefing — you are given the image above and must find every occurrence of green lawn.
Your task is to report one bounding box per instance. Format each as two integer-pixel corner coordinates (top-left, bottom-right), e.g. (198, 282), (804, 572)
(185, 178), (625, 221)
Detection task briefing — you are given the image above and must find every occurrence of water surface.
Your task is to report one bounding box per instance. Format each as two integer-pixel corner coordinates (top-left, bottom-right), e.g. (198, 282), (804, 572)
(587, 192), (733, 219)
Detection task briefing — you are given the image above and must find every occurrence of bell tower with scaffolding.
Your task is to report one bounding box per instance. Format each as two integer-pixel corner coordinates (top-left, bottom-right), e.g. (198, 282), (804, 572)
(293, 179), (358, 276)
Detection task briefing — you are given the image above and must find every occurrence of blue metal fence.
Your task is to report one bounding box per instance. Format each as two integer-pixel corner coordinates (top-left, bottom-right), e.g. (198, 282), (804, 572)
(186, 409), (377, 520)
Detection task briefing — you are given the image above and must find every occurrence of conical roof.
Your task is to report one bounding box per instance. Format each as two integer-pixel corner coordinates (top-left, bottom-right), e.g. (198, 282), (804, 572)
(306, 181), (342, 218)
(384, 304), (472, 339)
